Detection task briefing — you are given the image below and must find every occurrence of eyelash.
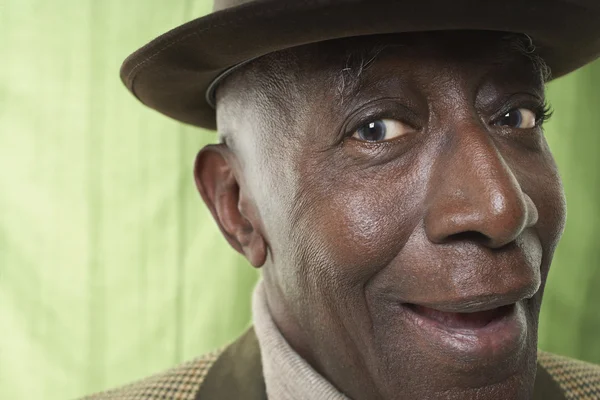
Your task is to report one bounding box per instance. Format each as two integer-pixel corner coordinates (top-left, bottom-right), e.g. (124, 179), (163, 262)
(494, 100), (554, 128)
(535, 101), (554, 126)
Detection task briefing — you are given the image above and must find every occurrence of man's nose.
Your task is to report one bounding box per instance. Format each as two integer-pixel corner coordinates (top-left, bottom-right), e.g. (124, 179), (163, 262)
(424, 124), (538, 249)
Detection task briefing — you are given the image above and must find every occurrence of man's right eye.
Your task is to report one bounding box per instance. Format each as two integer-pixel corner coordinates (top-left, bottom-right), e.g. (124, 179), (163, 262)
(352, 119), (414, 142)
(494, 108), (537, 129)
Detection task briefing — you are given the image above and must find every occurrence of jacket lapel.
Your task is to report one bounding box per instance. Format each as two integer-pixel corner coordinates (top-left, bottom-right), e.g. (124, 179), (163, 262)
(195, 327), (267, 400)
(533, 356), (567, 400)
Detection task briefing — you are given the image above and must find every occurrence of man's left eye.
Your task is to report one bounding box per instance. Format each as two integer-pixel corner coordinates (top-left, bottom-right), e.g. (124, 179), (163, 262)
(495, 108), (537, 129)
(352, 119), (414, 142)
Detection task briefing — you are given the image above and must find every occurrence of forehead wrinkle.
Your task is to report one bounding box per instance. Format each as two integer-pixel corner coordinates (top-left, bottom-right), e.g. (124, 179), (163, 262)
(330, 32), (550, 107)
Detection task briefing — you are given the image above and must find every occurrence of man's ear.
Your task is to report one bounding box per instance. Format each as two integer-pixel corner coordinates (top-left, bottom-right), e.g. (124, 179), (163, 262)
(193, 144), (267, 268)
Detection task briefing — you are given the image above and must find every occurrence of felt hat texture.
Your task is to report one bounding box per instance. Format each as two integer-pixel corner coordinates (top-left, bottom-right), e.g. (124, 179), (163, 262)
(121, 0), (600, 130)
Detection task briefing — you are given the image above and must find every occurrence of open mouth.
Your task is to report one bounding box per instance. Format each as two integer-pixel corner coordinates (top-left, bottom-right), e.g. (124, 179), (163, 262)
(404, 303), (515, 330)
(399, 300), (528, 361)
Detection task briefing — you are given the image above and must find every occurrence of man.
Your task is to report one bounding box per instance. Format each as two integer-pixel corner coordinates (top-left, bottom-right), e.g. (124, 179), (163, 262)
(85, 0), (600, 399)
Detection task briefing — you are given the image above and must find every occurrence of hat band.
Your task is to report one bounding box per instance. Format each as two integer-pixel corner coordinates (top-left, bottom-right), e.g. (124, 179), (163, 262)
(205, 57), (262, 109)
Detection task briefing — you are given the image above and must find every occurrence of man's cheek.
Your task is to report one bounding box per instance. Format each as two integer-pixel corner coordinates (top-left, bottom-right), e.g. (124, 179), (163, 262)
(297, 188), (417, 284)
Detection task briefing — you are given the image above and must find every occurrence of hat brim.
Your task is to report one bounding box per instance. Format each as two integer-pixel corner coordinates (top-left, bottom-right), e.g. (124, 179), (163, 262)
(121, 0), (600, 130)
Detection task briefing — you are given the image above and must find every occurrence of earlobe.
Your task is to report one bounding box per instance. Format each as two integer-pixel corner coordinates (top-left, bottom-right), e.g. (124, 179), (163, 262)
(193, 145), (267, 268)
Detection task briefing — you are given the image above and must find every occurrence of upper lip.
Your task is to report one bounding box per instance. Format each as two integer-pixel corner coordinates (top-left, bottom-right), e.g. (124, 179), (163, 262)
(405, 290), (536, 314)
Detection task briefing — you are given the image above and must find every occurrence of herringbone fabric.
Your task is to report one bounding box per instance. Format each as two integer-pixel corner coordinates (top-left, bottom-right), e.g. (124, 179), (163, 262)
(82, 349), (223, 400)
(538, 351), (600, 400)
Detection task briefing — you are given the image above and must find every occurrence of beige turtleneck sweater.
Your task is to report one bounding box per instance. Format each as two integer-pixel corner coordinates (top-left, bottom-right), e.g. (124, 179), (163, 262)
(252, 280), (349, 400)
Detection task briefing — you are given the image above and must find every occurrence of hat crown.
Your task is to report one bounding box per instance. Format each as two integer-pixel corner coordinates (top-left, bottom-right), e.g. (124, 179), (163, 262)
(213, 0), (254, 12)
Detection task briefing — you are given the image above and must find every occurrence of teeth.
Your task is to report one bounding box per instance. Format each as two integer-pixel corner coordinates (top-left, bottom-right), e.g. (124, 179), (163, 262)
(408, 304), (512, 329)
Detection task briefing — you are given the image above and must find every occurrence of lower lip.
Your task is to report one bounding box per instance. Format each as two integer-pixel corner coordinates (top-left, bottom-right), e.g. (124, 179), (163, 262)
(401, 301), (527, 361)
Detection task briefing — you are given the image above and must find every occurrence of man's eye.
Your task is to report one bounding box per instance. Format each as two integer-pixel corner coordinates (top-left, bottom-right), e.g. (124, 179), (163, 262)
(495, 108), (537, 129)
(352, 119), (413, 142)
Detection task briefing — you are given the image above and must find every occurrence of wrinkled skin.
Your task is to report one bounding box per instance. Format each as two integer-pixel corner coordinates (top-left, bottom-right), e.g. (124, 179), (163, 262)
(194, 32), (567, 399)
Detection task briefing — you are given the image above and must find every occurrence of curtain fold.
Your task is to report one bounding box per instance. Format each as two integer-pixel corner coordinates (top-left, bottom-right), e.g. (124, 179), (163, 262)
(1, 1), (598, 399)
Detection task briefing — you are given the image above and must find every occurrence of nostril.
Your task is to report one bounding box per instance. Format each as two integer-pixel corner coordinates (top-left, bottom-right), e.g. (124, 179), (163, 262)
(446, 230), (491, 244)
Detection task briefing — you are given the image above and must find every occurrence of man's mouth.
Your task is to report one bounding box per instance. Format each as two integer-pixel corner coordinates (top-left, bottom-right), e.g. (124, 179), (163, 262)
(404, 303), (514, 330)
(399, 299), (528, 361)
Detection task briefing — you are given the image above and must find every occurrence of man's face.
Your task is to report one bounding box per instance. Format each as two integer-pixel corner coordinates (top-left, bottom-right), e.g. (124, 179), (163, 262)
(211, 31), (566, 400)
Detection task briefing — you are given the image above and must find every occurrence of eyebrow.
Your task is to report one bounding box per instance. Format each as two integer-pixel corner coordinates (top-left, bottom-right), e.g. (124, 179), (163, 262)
(506, 34), (552, 82)
(334, 44), (396, 105)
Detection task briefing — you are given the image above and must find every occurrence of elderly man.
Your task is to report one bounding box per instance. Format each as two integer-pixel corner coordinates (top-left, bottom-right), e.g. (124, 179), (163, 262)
(86, 0), (600, 399)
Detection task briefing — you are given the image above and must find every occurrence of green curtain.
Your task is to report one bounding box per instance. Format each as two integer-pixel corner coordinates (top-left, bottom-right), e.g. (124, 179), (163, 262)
(1, 1), (598, 399)
(539, 61), (600, 362)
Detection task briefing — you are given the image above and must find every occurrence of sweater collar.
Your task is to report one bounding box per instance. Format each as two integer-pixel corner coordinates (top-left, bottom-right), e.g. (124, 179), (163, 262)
(252, 280), (349, 400)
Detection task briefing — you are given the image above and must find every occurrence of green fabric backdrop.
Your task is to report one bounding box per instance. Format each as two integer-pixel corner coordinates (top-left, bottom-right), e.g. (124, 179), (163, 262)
(1, 1), (598, 399)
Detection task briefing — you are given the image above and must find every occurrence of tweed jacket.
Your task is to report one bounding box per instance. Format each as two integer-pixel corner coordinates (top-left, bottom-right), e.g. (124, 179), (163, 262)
(83, 328), (600, 400)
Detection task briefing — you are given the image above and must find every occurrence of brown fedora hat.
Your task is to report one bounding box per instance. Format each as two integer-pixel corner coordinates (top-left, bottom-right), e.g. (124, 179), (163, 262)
(121, 0), (600, 130)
